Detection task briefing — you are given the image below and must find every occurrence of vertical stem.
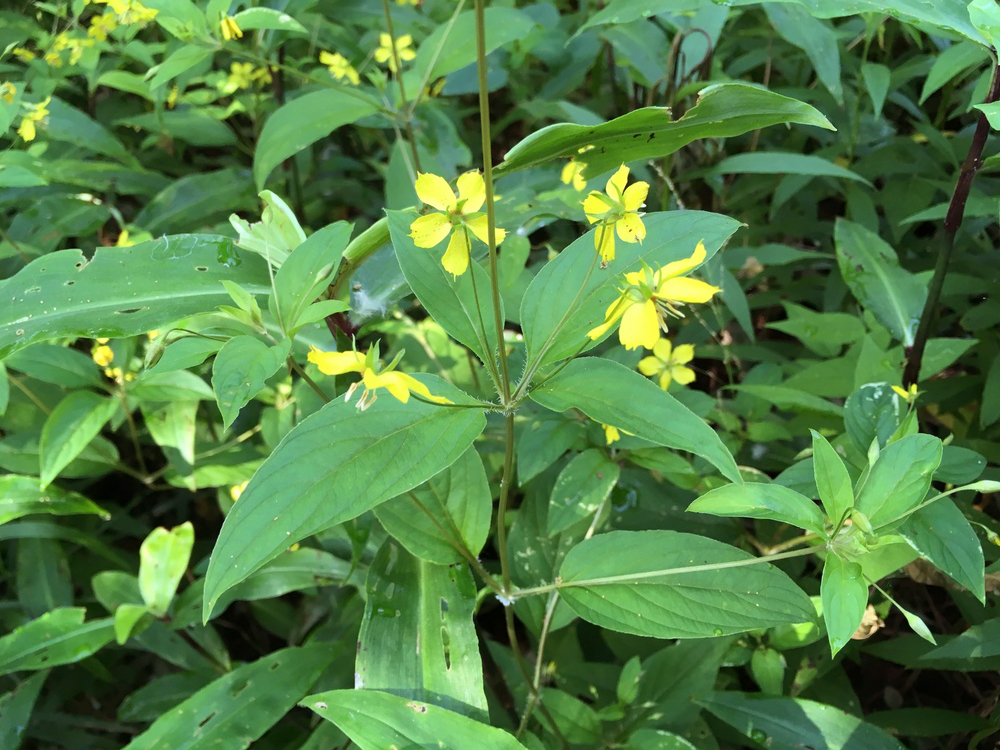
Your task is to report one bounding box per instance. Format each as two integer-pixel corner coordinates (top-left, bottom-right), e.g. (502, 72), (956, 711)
(474, 0), (511, 402)
(381, 0), (423, 174)
(903, 62), (1000, 387)
(497, 413), (515, 592)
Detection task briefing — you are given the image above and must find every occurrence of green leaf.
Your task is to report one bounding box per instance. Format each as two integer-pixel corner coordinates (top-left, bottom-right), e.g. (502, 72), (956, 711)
(357, 542), (487, 718)
(548, 448), (620, 534)
(135, 169), (256, 234)
(5, 344), (103, 388)
(146, 46), (212, 90)
(898, 499), (985, 602)
(39, 391), (119, 487)
(530, 358), (742, 484)
(203, 376), (485, 618)
(867, 708), (994, 738)
(835, 219), (927, 346)
(854, 434), (942, 530)
(861, 62), (891, 118)
(709, 151), (869, 183)
(123, 644), (334, 750)
(0, 475), (110, 524)
(820, 554), (868, 655)
(521, 210), (741, 369)
(969, 0), (1000, 46)
(764, 5), (842, 103)
(811, 430), (854, 525)
(387, 209), (500, 366)
(982, 351), (1000, 427)
(254, 90), (380, 189)
(495, 83), (833, 177)
(727, 384), (843, 418)
(0, 235), (269, 360)
(698, 692), (909, 750)
(921, 41), (990, 104)
(132, 370), (215, 402)
(555, 530), (815, 638)
(271, 221), (351, 333)
(46, 98), (132, 163)
(232, 7), (307, 33)
(138, 522), (194, 617)
(625, 729), (698, 750)
(375, 448), (492, 565)
(844, 382), (905, 452)
(537, 688), (601, 744)
(935, 445), (985, 484)
(211, 336), (290, 429)
(687, 482), (826, 536)
(0, 608), (114, 677)
(766, 302), (866, 357)
(0, 670), (47, 750)
(925, 618), (1000, 659)
(304, 689), (529, 750)
(517, 413), (585, 484)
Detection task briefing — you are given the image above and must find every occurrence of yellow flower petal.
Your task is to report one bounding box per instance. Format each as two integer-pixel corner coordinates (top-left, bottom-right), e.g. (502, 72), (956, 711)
(366, 369), (410, 403)
(615, 212), (646, 244)
(456, 171), (485, 213)
(605, 165), (629, 201)
(414, 172), (455, 211)
(652, 338), (672, 360)
(583, 192), (613, 223)
(586, 295), (629, 340)
(672, 343), (695, 364)
(594, 222), (616, 262)
(604, 424), (620, 444)
(637, 355), (660, 376)
(619, 299), (659, 350)
(441, 229), (470, 277)
(657, 241), (707, 281)
(308, 347), (366, 375)
(656, 277), (721, 304)
(622, 180), (648, 212)
(465, 214), (490, 245)
(409, 213), (452, 248)
(658, 369), (673, 390)
(671, 364), (696, 385)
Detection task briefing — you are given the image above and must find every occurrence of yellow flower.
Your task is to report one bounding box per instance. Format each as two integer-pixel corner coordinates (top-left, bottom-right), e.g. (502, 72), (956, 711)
(307, 345), (451, 410)
(638, 339), (696, 390)
(116, 229), (133, 247)
(374, 33), (415, 73)
(96, 338), (110, 344)
(587, 241), (721, 350)
(603, 424), (621, 444)
(0, 83), (15, 103)
(147, 330), (160, 340)
(227, 62), (255, 90)
(88, 12), (118, 41)
(251, 66), (272, 85)
(891, 383), (919, 404)
(17, 97), (50, 143)
(93, 344), (114, 367)
(220, 15), (243, 41)
(319, 51), (360, 85)
(230, 480), (248, 501)
(167, 85), (179, 108)
(12, 47), (36, 62)
(409, 171), (506, 277)
(561, 159), (587, 191)
(582, 165), (649, 263)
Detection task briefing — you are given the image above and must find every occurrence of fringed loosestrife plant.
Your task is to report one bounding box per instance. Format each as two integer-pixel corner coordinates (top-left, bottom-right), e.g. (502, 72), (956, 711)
(320, 51), (360, 85)
(374, 32), (415, 72)
(638, 339), (697, 390)
(583, 164), (649, 263)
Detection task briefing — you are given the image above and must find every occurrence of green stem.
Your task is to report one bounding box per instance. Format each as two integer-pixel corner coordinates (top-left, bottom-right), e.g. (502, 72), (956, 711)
(288, 356), (328, 403)
(515, 592), (561, 739)
(497, 412), (516, 592)
(381, 0), (422, 174)
(474, 0), (510, 403)
(467, 254), (504, 393)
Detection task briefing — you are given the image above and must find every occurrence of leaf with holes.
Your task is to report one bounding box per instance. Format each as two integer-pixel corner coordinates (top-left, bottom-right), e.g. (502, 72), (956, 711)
(0, 608), (114, 677)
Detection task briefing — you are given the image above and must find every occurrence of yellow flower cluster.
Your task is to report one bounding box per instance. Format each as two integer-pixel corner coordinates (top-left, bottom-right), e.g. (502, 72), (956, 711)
(45, 33), (95, 67)
(374, 33), (415, 73)
(92, 338), (134, 382)
(319, 51), (360, 85)
(226, 62), (272, 90)
(90, 0), (158, 26)
(17, 97), (50, 142)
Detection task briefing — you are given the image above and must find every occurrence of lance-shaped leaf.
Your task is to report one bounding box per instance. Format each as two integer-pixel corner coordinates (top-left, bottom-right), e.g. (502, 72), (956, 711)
(138, 522), (194, 617)
(40, 391), (119, 487)
(898, 499), (985, 603)
(202, 376), (485, 619)
(530, 358), (741, 484)
(554, 530), (814, 638)
(0, 475), (109, 524)
(0, 235), (269, 360)
(811, 429), (854, 526)
(821, 554), (868, 655)
(495, 83), (833, 177)
(0, 608), (114, 676)
(854, 434), (942, 531)
(688, 482), (826, 536)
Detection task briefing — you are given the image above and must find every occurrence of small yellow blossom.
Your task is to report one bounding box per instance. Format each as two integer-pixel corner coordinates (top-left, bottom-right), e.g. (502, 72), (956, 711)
(374, 33), (416, 73)
(96, 337), (110, 344)
(12, 47), (36, 62)
(17, 97), (50, 143)
(587, 241), (721, 351)
(220, 15), (243, 41)
(638, 339), (696, 390)
(167, 85), (179, 108)
(93, 344), (114, 367)
(561, 159), (587, 191)
(319, 51), (360, 85)
(308, 345), (451, 410)
(116, 229), (133, 247)
(0, 83), (15, 103)
(409, 171), (507, 277)
(88, 12), (118, 41)
(582, 165), (649, 263)
(891, 383), (920, 404)
(603, 424), (621, 445)
(230, 480), (248, 501)
(227, 62), (255, 90)
(92, 0), (157, 24)
(147, 330), (160, 340)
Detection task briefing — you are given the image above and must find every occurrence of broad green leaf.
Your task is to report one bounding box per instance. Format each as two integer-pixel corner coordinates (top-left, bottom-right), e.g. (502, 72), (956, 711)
(117, 672), (216, 722)
(0, 235), (269, 360)
(254, 90), (380, 189)
(232, 7), (307, 33)
(138, 522), (194, 617)
(844, 382), (905, 452)
(141, 400), (198, 478)
(921, 41), (991, 104)
(925, 618), (1000, 659)
(147, 336), (223, 375)
(764, 5), (842, 103)
(357, 542), (487, 718)
(211, 547), (352, 615)
(146, 46), (212, 90)
(114, 604), (151, 645)
(708, 152), (868, 183)
(548, 449), (620, 534)
(39, 391), (119, 487)
(211, 336), (290, 429)
(811, 430), (853, 525)
(898, 499), (984, 602)
(555, 530), (814, 638)
(16, 537), (72, 617)
(861, 62), (891, 118)
(521, 210), (740, 369)
(854, 434), (942, 530)
(0, 608), (114, 677)
(687, 482), (826, 536)
(750, 647), (786, 695)
(5, 344), (103, 388)
(375, 448), (491, 565)
(135, 169), (256, 234)
(867, 708), (994, 738)
(935, 445), (986, 484)
(835, 219), (927, 346)
(131, 370), (215, 402)
(767, 302), (866, 357)
(530, 358), (741, 484)
(271, 221), (351, 333)
(495, 84), (833, 177)
(46, 98), (132, 163)
(0, 475), (109, 525)
(0, 670), (47, 750)
(698, 692), (909, 750)
(637, 638), (735, 729)
(969, 0), (1000, 46)
(305, 689), (529, 750)
(517, 413), (585, 484)
(387, 209), (500, 366)
(203, 376), (485, 618)
(820, 555), (867, 655)
(728, 384), (843, 418)
(538, 688), (601, 744)
(123, 644), (334, 750)
(920, 337), (978, 380)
